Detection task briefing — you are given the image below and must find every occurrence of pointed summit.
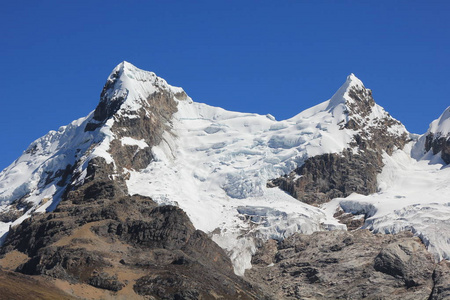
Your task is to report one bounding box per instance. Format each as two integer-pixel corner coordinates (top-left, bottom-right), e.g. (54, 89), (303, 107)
(114, 60), (133, 72)
(428, 106), (450, 137)
(347, 73), (364, 86)
(86, 62), (187, 131)
(327, 73), (367, 110)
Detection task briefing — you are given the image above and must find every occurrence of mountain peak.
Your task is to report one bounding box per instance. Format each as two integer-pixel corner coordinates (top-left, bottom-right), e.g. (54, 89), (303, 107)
(428, 106), (450, 136)
(327, 73), (366, 111)
(346, 73), (364, 86)
(86, 62), (187, 130)
(116, 60), (133, 70)
(106, 61), (159, 90)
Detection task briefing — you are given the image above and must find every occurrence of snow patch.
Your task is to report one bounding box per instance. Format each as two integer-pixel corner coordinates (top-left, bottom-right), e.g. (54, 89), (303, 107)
(120, 137), (149, 149)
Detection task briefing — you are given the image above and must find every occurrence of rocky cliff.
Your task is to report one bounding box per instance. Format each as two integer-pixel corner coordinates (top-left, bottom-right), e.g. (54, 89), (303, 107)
(423, 106), (450, 164)
(247, 230), (450, 299)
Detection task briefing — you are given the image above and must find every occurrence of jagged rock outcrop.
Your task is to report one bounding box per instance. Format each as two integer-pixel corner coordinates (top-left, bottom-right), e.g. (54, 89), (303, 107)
(269, 149), (382, 205)
(430, 261), (450, 299)
(107, 88), (179, 171)
(423, 106), (450, 164)
(246, 230), (449, 299)
(425, 133), (450, 163)
(269, 76), (409, 205)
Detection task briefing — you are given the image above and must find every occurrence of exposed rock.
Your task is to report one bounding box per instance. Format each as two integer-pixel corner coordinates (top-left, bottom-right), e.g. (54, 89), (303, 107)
(108, 89), (178, 172)
(251, 239), (278, 265)
(422, 106), (450, 164)
(0, 207), (25, 223)
(133, 273), (201, 300)
(85, 61), (179, 172)
(85, 66), (125, 131)
(17, 246), (111, 283)
(425, 133), (450, 164)
(133, 265), (260, 300)
(430, 261), (450, 299)
(374, 240), (435, 288)
(88, 272), (124, 292)
(1, 215), (77, 257)
(0, 193), (35, 223)
(333, 208), (365, 231)
(2, 63), (443, 299)
(65, 156), (128, 201)
(246, 230), (447, 299)
(270, 148), (382, 205)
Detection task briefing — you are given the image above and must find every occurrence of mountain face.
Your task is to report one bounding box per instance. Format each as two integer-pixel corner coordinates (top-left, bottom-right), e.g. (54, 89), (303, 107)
(0, 62), (450, 298)
(424, 106), (450, 164)
(0, 62), (186, 236)
(269, 75), (409, 205)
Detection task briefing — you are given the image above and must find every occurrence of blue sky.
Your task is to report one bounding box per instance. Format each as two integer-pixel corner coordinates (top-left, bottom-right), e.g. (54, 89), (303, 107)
(1, 1), (449, 170)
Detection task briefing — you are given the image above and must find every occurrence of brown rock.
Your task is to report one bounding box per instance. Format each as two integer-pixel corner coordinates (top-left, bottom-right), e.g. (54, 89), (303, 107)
(246, 230), (445, 299)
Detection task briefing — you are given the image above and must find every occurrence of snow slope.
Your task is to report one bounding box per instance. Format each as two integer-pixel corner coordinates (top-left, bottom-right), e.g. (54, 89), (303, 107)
(427, 106), (450, 137)
(323, 141), (450, 262)
(0, 113), (102, 242)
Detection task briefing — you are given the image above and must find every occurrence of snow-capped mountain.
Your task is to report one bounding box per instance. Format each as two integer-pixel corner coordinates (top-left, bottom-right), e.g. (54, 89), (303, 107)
(0, 61), (449, 278)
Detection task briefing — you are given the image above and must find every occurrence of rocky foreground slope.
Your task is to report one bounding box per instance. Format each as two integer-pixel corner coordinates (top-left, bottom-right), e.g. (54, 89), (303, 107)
(1, 62), (450, 298)
(0, 159), (264, 299)
(248, 231), (450, 299)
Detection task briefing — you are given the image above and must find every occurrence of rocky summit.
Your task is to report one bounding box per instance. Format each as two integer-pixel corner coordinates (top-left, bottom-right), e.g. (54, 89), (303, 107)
(0, 62), (449, 299)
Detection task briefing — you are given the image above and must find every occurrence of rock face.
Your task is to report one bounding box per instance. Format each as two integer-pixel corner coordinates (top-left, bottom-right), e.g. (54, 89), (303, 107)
(430, 261), (450, 299)
(246, 230), (449, 299)
(422, 106), (450, 164)
(0, 174), (264, 299)
(269, 149), (382, 205)
(425, 133), (450, 163)
(269, 78), (409, 205)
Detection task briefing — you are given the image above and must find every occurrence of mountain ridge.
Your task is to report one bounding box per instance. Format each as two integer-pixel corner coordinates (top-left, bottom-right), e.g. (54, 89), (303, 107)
(0, 62), (448, 274)
(1, 62), (450, 298)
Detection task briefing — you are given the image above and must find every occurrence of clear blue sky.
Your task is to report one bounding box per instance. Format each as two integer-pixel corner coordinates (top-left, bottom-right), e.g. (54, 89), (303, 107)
(1, 1), (449, 170)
